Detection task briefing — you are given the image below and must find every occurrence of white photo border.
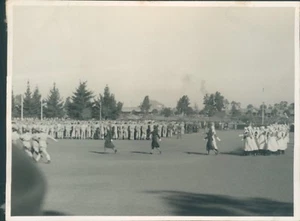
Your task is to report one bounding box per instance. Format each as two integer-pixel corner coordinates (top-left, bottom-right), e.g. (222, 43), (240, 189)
(5, 1), (300, 221)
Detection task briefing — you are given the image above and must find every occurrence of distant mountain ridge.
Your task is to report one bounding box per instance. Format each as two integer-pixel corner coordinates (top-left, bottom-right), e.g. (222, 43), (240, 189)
(149, 100), (164, 111)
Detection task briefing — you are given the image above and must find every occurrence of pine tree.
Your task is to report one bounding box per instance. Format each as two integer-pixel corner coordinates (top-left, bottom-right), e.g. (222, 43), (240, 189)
(23, 81), (33, 118)
(139, 96), (151, 114)
(31, 86), (42, 118)
(12, 91), (21, 118)
(93, 85), (123, 120)
(68, 81), (94, 120)
(92, 94), (101, 120)
(44, 83), (65, 118)
(64, 97), (71, 118)
(13, 94), (22, 118)
(12, 90), (17, 118)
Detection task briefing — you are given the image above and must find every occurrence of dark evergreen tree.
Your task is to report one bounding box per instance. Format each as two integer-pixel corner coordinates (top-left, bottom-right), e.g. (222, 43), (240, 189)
(44, 83), (65, 118)
(23, 81), (33, 118)
(31, 86), (42, 118)
(12, 91), (22, 118)
(68, 81), (94, 120)
(11, 90), (18, 118)
(94, 85), (123, 120)
(64, 97), (71, 118)
(13, 94), (22, 118)
(139, 96), (151, 114)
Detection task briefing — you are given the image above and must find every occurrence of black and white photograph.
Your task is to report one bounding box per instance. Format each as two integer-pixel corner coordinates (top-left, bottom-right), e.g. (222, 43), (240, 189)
(4, 1), (300, 220)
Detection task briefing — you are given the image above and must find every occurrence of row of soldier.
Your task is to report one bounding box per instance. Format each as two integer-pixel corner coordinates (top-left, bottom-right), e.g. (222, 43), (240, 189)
(12, 119), (206, 140)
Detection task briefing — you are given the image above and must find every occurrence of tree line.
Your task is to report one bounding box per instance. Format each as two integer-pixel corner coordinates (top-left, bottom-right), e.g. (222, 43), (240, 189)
(12, 81), (123, 120)
(12, 81), (294, 122)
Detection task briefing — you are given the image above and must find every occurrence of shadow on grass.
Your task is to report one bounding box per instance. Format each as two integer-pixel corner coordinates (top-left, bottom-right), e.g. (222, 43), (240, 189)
(131, 151), (151, 155)
(185, 151), (208, 156)
(145, 190), (293, 216)
(43, 210), (70, 216)
(89, 151), (110, 155)
(220, 148), (245, 156)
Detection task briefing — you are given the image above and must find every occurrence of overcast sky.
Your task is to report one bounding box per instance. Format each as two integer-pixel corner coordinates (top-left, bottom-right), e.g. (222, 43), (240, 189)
(12, 6), (295, 108)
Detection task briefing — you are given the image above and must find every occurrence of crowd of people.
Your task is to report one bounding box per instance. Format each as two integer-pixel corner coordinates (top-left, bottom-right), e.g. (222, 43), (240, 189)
(10, 117), (291, 163)
(240, 124), (290, 156)
(10, 118), (205, 162)
(11, 118), (207, 140)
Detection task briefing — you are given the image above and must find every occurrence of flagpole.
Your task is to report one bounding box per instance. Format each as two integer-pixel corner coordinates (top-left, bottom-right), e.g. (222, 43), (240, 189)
(262, 88), (264, 125)
(21, 94), (23, 121)
(41, 98), (43, 120)
(99, 100), (102, 121)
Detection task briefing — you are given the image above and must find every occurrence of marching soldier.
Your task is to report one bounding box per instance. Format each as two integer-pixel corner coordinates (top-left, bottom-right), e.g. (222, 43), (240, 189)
(150, 126), (162, 154)
(32, 129), (58, 164)
(104, 125), (117, 153)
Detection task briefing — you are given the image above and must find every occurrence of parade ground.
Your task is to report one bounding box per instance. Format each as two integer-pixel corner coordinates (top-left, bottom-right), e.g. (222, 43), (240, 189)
(38, 130), (294, 216)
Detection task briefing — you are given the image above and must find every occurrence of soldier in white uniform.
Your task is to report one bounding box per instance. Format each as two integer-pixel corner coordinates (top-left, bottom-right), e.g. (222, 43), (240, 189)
(75, 123), (81, 139)
(19, 129), (33, 158)
(129, 123), (134, 140)
(12, 125), (21, 147)
(113, 123), (118, 140)
(123, 123), (128, 140)
(135, 124), (140, 140)
(65, 123), (71, 139)
(86, 123), (91, 139)
(80, 122), (87, 140)
(157, 123), (162, 138)
(141, 123), (147, 140)
(99, 122), (103, 140)
(257, 127), (267, 155)
(32, 129), (58, 163)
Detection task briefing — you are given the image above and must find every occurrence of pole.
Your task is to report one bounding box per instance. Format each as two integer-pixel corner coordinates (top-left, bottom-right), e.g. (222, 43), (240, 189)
(99, 101), (102, 121)
(41, 99), (43, 120)
(21, 94), (23, 120)
(262, 88), (264, 125)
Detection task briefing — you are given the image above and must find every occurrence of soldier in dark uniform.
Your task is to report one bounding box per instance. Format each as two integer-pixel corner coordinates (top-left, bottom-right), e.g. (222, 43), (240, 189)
(146, 123), (151, 140)
(104, 125), (117, 153)
(150, 126), (161, 154)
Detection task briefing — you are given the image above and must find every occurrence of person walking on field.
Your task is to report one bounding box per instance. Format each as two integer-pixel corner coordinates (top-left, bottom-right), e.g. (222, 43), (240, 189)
(104, 125), (117, 153)
(150, 126), (162, 154)
(32, 129), (58, 164)
(204, 123), (221, 155)
(204, 129), (219, 155)
(19, 129), (33, 158)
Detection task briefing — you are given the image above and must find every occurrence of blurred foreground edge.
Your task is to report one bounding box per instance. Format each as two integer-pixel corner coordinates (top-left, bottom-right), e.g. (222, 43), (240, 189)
(11, 143), (47, 216)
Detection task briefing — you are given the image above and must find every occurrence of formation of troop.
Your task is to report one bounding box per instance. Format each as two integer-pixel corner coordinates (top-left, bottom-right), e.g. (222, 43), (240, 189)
(11, 117), (291, 162)
(12, 123), (57, 163)
(12, 118), (205, 140)
(10, 118), (203, 160)
(240, 123), (290, 156)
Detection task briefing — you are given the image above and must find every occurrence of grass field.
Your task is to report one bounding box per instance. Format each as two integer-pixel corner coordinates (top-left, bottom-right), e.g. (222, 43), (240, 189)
(37, 130), (294, 216)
